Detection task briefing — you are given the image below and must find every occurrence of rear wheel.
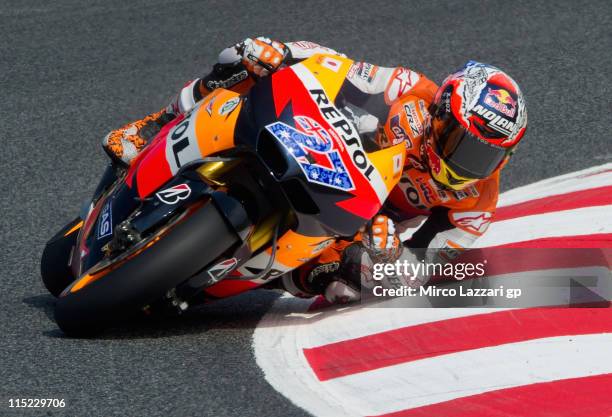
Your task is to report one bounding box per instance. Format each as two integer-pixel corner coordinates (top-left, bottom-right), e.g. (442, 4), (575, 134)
(41, 217), (81, 297)
(54, 201), (239, 336)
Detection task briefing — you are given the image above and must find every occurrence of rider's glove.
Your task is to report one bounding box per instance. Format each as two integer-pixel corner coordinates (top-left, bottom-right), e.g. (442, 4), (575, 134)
(281, 216), (404, 305)
(238, 37), (288, 77)
(359, 215), (402, 264)
(335, 216), (410, 300)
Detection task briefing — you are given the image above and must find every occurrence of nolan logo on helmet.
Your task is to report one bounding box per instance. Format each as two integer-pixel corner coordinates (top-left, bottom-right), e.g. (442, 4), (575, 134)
(471, 104), (516, 136)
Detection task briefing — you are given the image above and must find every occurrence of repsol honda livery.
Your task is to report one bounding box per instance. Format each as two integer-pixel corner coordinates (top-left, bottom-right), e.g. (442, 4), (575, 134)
(41, 54), (406, 335)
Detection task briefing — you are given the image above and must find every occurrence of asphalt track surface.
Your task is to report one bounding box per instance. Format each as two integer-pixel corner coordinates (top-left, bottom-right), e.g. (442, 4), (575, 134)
(1, 0), (610, 416)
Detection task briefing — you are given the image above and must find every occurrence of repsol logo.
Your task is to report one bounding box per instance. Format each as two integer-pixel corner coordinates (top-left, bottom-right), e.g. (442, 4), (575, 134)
(170, 119), (190, 167)
(308, 89), (374, 181)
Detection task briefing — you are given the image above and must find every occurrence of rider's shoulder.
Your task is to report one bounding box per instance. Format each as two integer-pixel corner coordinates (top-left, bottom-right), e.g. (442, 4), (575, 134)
(383, 94), (430, 148)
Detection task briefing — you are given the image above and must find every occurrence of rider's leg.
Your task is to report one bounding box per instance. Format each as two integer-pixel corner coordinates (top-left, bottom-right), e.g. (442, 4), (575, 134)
(102, 108), (175, 166)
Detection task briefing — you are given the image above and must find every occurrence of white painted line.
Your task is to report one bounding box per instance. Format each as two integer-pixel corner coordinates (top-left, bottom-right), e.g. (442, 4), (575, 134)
(318, 333), (612, 416)
(254, 295), (353, 417)
(474, 204), (612, 247)
(498, 163), (612, 207)
(298, 307), (501, 348)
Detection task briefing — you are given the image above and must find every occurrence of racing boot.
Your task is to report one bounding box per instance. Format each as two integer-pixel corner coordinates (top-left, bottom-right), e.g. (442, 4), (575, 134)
(102, 109), (175, 166)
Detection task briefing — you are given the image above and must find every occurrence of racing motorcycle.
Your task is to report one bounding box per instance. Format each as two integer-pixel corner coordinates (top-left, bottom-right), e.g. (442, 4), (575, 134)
(41, 54), (406, 335)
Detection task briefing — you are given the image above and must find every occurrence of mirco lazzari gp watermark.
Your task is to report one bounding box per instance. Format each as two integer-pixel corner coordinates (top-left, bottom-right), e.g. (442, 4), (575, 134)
(368, 257), (522, 302)
(360, 248), (612, 308)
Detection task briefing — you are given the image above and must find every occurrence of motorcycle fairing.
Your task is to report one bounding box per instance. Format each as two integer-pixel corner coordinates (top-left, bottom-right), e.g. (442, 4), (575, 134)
(127, 89), (243, 199)
(210, 54), (406, 282)
(271, 59), (404, 220)
(72, 53), (407, 299)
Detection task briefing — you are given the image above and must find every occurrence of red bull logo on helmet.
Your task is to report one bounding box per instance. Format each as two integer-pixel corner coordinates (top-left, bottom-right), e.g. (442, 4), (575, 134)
(484, 87), (517, 117)
(425, 141), (441, 174)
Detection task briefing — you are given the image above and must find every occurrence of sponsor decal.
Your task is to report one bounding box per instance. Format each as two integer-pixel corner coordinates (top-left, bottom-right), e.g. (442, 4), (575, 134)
(319, 56), (342, 72)
(398, 175), (427, 210)
(452, 211), (492, 234)
(425, 142), (441, 174)
(207, 258), (238, 282)
(355, 62), (378, 82)
(418, 99), (428, 120)
(156, 183), (192, 204)
(307, 262), (340, 280)
(166, 110), (202, 171)
(389, 114), (411, 147)
(347, 63), (359, 79)
(441, 89), (452, 113)
(307, 88), (377, 182)
(392, 153), (403, 175)
(453, 189), (468, 200)
(218, 97), (240, 116)
(467, 184), (480, 197)
(291, 63), (390, 205)
(97, 201), (113, 240)
(404, 102), (423, 137)
(205, 70), (248, 90)
(472, 104), (515, 136)
(310, 239), (334, 254)
(439, 239), (465, 261)
(405, 154), (427, 173)
(205, 96), (215, 116)
(386, 68), (418, 102)
(415, 177), (435, 204)
(429, 178), (450, 202)
(484, 87), (517, 117)
(266, 117), (354, 191)
(242, 265), (286, 281)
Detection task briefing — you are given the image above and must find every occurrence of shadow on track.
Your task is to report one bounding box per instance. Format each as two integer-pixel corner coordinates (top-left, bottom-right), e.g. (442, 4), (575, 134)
(23, 289), (280, 340)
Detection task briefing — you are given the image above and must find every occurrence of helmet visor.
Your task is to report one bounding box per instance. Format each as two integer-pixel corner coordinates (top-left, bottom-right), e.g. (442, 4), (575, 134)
(432, 110), (507, 179)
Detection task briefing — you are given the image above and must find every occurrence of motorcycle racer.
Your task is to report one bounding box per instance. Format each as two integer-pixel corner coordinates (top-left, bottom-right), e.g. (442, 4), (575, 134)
(103, 37), (528, 303)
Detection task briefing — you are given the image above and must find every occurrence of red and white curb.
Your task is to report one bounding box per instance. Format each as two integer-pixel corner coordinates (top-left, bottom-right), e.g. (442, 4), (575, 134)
(253, 163), (612, 417)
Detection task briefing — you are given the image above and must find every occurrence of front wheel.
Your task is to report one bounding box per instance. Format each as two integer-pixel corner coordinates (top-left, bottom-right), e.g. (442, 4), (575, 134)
(54, 201), (239, 336)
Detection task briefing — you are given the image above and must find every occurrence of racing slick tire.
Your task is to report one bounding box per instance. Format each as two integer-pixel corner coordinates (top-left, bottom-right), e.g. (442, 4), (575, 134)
(41, 217), (81, 297)
(54, 201), (239, 336)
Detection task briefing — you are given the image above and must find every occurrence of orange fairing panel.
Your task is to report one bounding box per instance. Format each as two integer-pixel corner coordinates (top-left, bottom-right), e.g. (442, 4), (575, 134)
(299, 54), (354, 102)
(266, 230), (334, 269)
(194, 89), (242, 156)
(367, 142), (407, 195)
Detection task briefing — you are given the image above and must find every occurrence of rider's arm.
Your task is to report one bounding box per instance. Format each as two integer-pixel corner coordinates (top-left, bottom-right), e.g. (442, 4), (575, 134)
(167, 38), (344, 117)
(337, 63), (438, 122)
(103, 38), (342, 164)
(403, 173), (500, 268)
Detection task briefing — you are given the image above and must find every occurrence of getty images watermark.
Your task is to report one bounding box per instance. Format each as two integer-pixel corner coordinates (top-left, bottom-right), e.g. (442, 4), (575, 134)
(370, 258), (522, 300)
(363, 248), (611, 308)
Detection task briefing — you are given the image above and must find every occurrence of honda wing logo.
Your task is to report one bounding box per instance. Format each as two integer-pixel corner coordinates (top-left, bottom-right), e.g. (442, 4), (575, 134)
(156, 183), (192, 204)
(207, 258), (238, 282)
